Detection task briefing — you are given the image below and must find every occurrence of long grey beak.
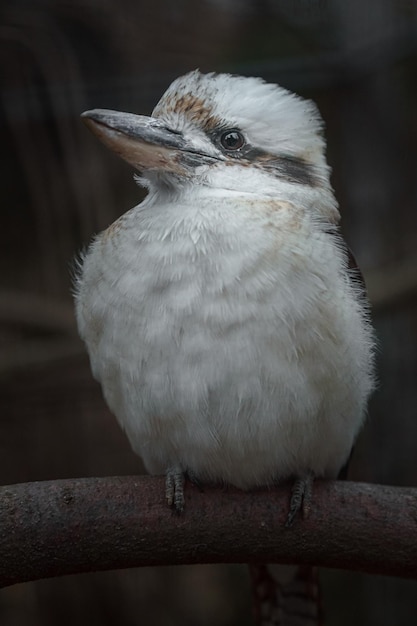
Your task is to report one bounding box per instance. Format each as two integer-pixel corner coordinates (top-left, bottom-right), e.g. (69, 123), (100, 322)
(81, 109), (217, 173)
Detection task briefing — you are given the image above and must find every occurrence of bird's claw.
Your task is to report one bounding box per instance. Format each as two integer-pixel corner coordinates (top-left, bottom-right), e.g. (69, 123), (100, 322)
(285, 471), (314, 527)
(165, 467), (185, 513)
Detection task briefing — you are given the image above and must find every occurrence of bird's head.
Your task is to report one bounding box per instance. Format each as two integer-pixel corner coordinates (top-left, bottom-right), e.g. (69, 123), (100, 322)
(82, 70), (338, 221)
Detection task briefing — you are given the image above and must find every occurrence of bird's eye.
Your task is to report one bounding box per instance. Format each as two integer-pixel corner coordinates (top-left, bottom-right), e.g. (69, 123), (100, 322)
(220, 129), (245, 151)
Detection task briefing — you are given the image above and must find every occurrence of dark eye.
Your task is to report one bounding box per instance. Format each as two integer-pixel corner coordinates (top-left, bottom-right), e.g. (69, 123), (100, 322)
(220, 129), (245, 151)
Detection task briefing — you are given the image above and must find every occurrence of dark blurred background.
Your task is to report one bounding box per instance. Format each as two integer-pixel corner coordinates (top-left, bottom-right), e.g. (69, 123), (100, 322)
(1, 0), (417, 624)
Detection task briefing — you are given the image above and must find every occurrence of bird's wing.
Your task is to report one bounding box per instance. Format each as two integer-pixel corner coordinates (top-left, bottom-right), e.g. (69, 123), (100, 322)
(346, 245), (367, 294)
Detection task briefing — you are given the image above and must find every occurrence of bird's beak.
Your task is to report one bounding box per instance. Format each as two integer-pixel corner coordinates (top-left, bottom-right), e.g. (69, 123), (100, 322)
(81, 109), (216, 174)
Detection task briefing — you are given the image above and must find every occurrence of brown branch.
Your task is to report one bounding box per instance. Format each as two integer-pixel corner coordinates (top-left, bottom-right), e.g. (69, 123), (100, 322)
(1, 477), (416, 588)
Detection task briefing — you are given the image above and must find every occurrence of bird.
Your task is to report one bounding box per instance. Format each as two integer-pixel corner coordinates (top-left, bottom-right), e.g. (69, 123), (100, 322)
(76, 70), (375, 526)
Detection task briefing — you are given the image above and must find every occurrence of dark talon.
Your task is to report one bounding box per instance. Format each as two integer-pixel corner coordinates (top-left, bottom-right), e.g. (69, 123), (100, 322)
(285, 471), (314, 527)
(165, 467), (185, 513)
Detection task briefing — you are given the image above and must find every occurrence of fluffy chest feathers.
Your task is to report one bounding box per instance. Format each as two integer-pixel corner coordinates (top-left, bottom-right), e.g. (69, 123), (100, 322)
(76, 193), (373, 488)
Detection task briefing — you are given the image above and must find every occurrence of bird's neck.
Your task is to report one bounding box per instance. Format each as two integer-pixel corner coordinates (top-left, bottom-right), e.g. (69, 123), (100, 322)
(142, 180), (339, 226)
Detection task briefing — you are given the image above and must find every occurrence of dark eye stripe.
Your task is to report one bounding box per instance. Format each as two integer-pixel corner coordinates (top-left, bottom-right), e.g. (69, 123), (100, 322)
(206, 127), (319, 187)
(265, 154), (318, 187)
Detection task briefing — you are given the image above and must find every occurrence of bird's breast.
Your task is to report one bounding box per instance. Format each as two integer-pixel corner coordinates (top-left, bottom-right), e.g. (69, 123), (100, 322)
(75, 197), (374, 485)
(78, 197), (331, 364)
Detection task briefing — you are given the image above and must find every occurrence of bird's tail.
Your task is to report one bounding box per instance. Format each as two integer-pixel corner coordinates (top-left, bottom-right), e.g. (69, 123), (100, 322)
(249, 563), (323, 626)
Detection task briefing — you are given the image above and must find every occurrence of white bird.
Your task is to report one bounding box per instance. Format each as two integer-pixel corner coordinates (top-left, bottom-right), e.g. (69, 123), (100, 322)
(76, 70), (375, 526)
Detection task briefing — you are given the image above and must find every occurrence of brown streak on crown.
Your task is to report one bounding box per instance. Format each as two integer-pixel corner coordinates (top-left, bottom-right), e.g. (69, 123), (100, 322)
(154, 93), (222, 132)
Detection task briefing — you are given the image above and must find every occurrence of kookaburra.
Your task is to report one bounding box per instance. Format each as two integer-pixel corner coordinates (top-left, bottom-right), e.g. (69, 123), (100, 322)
(76, 70), (375, 526)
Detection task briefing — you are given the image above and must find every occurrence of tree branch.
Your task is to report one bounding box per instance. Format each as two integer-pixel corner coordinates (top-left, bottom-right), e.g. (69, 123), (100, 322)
(1, 476), (416, 588)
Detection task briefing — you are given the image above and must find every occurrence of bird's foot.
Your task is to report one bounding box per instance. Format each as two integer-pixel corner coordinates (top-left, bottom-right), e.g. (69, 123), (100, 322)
(285, 471), (314, 527)
(165, 467), (185, 513)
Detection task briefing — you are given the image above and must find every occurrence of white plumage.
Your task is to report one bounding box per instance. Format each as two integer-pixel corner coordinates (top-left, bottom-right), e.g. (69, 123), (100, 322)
(76, 71), (375, 510)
